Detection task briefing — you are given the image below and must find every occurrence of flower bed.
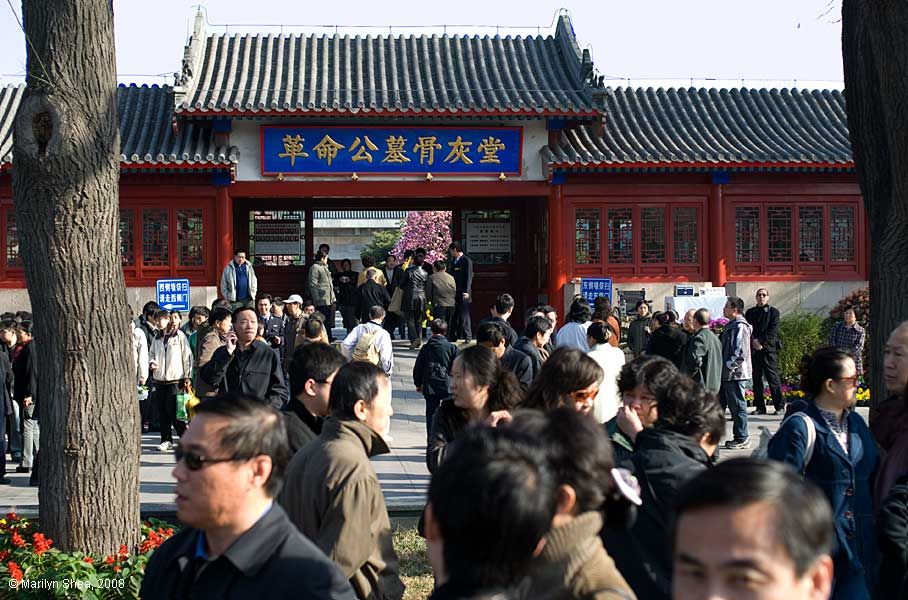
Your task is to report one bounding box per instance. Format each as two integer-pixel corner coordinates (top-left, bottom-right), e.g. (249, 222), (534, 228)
(0, 513), (175, 598)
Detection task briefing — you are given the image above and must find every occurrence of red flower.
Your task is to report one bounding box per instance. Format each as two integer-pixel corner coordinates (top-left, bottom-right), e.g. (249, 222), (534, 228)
(7, 561), (23, 582)
(82, 556), (93, 564)
(118, 544), (129, 557)
(104, 555), (116, 565)
(0, 550), (9, 561)
(6, 512), (19, 522)
(113, 565), (121, 573)
(10, 532), (26, 548)
(32, 533), (52, 555)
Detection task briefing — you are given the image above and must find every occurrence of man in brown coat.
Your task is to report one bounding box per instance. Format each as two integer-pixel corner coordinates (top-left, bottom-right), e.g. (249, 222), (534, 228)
(279, 362), (404, 600)
(426, 260), (457, 332)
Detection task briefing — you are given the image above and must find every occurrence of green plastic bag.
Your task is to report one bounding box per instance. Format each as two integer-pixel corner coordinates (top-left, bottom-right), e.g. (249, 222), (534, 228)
(176, 392), (190, 422)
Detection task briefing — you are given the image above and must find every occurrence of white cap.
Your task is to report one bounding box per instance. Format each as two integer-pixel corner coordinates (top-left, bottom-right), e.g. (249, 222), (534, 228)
(285, 294), (304, 304)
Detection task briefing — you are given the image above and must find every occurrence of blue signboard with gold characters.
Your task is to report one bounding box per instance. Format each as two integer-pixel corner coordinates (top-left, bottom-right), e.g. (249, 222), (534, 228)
(261, 126), (522, 176)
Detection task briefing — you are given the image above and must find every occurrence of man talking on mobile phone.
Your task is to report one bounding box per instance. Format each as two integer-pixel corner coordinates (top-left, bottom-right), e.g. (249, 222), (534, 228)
(201, 307), (288, 409)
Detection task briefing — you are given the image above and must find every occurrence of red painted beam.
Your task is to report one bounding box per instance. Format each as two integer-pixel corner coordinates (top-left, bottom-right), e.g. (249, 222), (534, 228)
(547, 184), (567, 319)
(215, 186), (233, 288)
(709, 183), (727, 287)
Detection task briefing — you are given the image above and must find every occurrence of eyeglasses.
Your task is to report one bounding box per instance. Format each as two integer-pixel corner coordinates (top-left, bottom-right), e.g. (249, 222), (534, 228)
(571, 387), (599, 403)
(174, 445), (246, 471)
(756, 293), (768, 297)
(835, 375), (859, 387)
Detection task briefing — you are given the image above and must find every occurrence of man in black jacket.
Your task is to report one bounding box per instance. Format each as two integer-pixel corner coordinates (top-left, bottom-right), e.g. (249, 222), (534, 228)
(413, 319), (459, 442)
(478, 322), (532, 389)
(513, 316), (553, 381)
(477, 294), (519, 348)
(744, 288), (783, 414)
(0, 349), (11, 484)
(448, 242), (474, 343)
(141, 395), (356, 600)
(201, 307), (288, 410)
(283, 344), (346, 454)
(356, 268), (391, 323)
(382, 254), (406, 339)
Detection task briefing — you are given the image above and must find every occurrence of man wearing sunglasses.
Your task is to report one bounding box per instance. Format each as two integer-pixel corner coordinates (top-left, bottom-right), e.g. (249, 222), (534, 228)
(745, 288), (784, 415)
(141, 395), (355, 599)
(279, 362), (405, 600)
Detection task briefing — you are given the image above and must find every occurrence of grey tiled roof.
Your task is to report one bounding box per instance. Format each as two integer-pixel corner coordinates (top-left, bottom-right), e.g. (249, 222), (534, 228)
(0, 84), (238, 169)
(174, 15), (601, 116)
(544, 87), (853, 169)
(118, 84), (238, 167)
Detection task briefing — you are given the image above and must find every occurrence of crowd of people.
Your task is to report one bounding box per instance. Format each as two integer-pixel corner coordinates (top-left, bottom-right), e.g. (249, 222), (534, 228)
(2, 240), (904, 600)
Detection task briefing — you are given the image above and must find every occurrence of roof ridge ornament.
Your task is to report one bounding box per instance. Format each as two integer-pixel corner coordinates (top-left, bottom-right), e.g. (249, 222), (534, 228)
(173, 10), (206, 105)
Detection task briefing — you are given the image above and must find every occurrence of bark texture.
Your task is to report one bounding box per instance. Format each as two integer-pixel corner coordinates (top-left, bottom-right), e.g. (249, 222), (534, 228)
(842, 0), (908, 418)
(12, 0), (140, 553)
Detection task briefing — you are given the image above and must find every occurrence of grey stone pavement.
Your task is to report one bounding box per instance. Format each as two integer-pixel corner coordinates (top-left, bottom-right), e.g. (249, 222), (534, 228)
(0, 341), (871, 515)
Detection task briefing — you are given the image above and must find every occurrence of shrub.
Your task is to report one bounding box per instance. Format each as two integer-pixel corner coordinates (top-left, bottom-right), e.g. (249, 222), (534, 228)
(0, 513), (174, 599)
(778, 312), (825, 382)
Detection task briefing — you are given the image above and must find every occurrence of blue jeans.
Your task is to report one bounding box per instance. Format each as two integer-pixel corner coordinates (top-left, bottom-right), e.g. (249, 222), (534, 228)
(721, 379), (749, 442)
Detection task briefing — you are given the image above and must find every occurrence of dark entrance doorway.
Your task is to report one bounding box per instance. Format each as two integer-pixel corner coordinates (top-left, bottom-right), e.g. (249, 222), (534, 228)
(232, 198), (546, 336)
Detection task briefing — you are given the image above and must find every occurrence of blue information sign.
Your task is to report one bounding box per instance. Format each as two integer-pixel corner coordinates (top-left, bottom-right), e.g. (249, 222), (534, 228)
(581, 278), (612, 305)
(261, 126), (522, 175)
(156, 278), (190, 311)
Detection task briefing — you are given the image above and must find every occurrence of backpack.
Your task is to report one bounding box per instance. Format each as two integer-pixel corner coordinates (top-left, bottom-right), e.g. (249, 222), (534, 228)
(752, 412), (816, 473)
(352, 327), (381, 365)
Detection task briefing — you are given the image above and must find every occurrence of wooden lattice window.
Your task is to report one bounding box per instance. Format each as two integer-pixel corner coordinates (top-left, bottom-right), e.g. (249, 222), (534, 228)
(672, 207), (699, 264)
(798, 206), (824, 263)
(735, 207), (760, 263)
(575, 208), (600, 264)
(640, 207), (665, 263)
(177, 209), (204, 267)
(142, 208), (169, 267)
(830, 206), (856, 263)
(119, 209), (135, 267)
(607, 208), (633, 264)
(767, 206), (792, 263)
(5, 209), (20, 269)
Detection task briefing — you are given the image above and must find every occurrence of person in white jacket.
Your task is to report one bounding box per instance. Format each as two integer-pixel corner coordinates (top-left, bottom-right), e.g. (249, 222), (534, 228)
(587, 321), (626, 423)
(132, 320), (149, 386)
(150, 310), (193, 451)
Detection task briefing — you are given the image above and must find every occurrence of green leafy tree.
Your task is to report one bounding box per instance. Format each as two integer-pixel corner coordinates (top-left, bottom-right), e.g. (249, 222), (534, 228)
(361, 228), (403, 264)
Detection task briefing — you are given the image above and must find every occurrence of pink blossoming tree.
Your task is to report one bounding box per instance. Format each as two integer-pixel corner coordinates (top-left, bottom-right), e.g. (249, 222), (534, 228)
(392, 211), (452, 263)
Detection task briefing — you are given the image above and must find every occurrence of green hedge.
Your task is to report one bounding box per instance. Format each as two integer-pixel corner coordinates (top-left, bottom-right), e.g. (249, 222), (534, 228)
(778, 312), (825, 382)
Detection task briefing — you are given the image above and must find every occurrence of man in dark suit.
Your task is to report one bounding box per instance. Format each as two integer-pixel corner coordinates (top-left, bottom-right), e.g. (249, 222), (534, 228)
(448, 242), (474, 342)
(681, 308), (723, 394)
(744, 288), (783, 414)
(355, 269), (391, 323)
(382, 254), (406, 340)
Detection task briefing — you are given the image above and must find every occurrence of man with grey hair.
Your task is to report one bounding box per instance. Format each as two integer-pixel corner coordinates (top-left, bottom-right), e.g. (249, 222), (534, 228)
(682, 309), (723, 394)
(141, 395), (355, 599)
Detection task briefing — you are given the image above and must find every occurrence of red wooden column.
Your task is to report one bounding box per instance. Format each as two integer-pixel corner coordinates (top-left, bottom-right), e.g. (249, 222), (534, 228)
(547, 184), (568, 319)
(708, 182), (727, 287)
(215, 184), (233, 286)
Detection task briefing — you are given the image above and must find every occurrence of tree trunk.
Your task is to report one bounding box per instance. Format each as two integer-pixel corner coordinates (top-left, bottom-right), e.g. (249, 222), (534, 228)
(842, 0), (908, 419)
(12, 0), (140, 553)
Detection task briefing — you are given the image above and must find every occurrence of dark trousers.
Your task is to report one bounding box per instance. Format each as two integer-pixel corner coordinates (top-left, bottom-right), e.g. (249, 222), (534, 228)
(424, 393), (443, 444)
(449, 299), (472, 341)
(156, 384), (187, 444)
(752, 349), (783, 411)
(384, 313), (407, 339)
(141, 383), (160, 429)
(405, 310), (424, 343)
(0, 408), (6, 478)
(432, 306), (455, 330)
(339, 304), (358, 333)
(316, 305), (335, 342)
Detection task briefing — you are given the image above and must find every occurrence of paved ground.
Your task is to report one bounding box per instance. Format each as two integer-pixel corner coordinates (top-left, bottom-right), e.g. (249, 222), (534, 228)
(0, 340), (870, 515)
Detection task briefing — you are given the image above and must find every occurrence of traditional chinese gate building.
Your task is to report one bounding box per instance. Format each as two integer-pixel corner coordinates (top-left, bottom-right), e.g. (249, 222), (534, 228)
(0, 12), (865, 322)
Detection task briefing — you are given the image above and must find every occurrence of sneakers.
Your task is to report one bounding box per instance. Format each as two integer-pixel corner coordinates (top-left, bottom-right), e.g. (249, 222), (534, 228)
(724, 438), (751, 450)
(157, 441), (173, 452)
(15, 466), (30, 474)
